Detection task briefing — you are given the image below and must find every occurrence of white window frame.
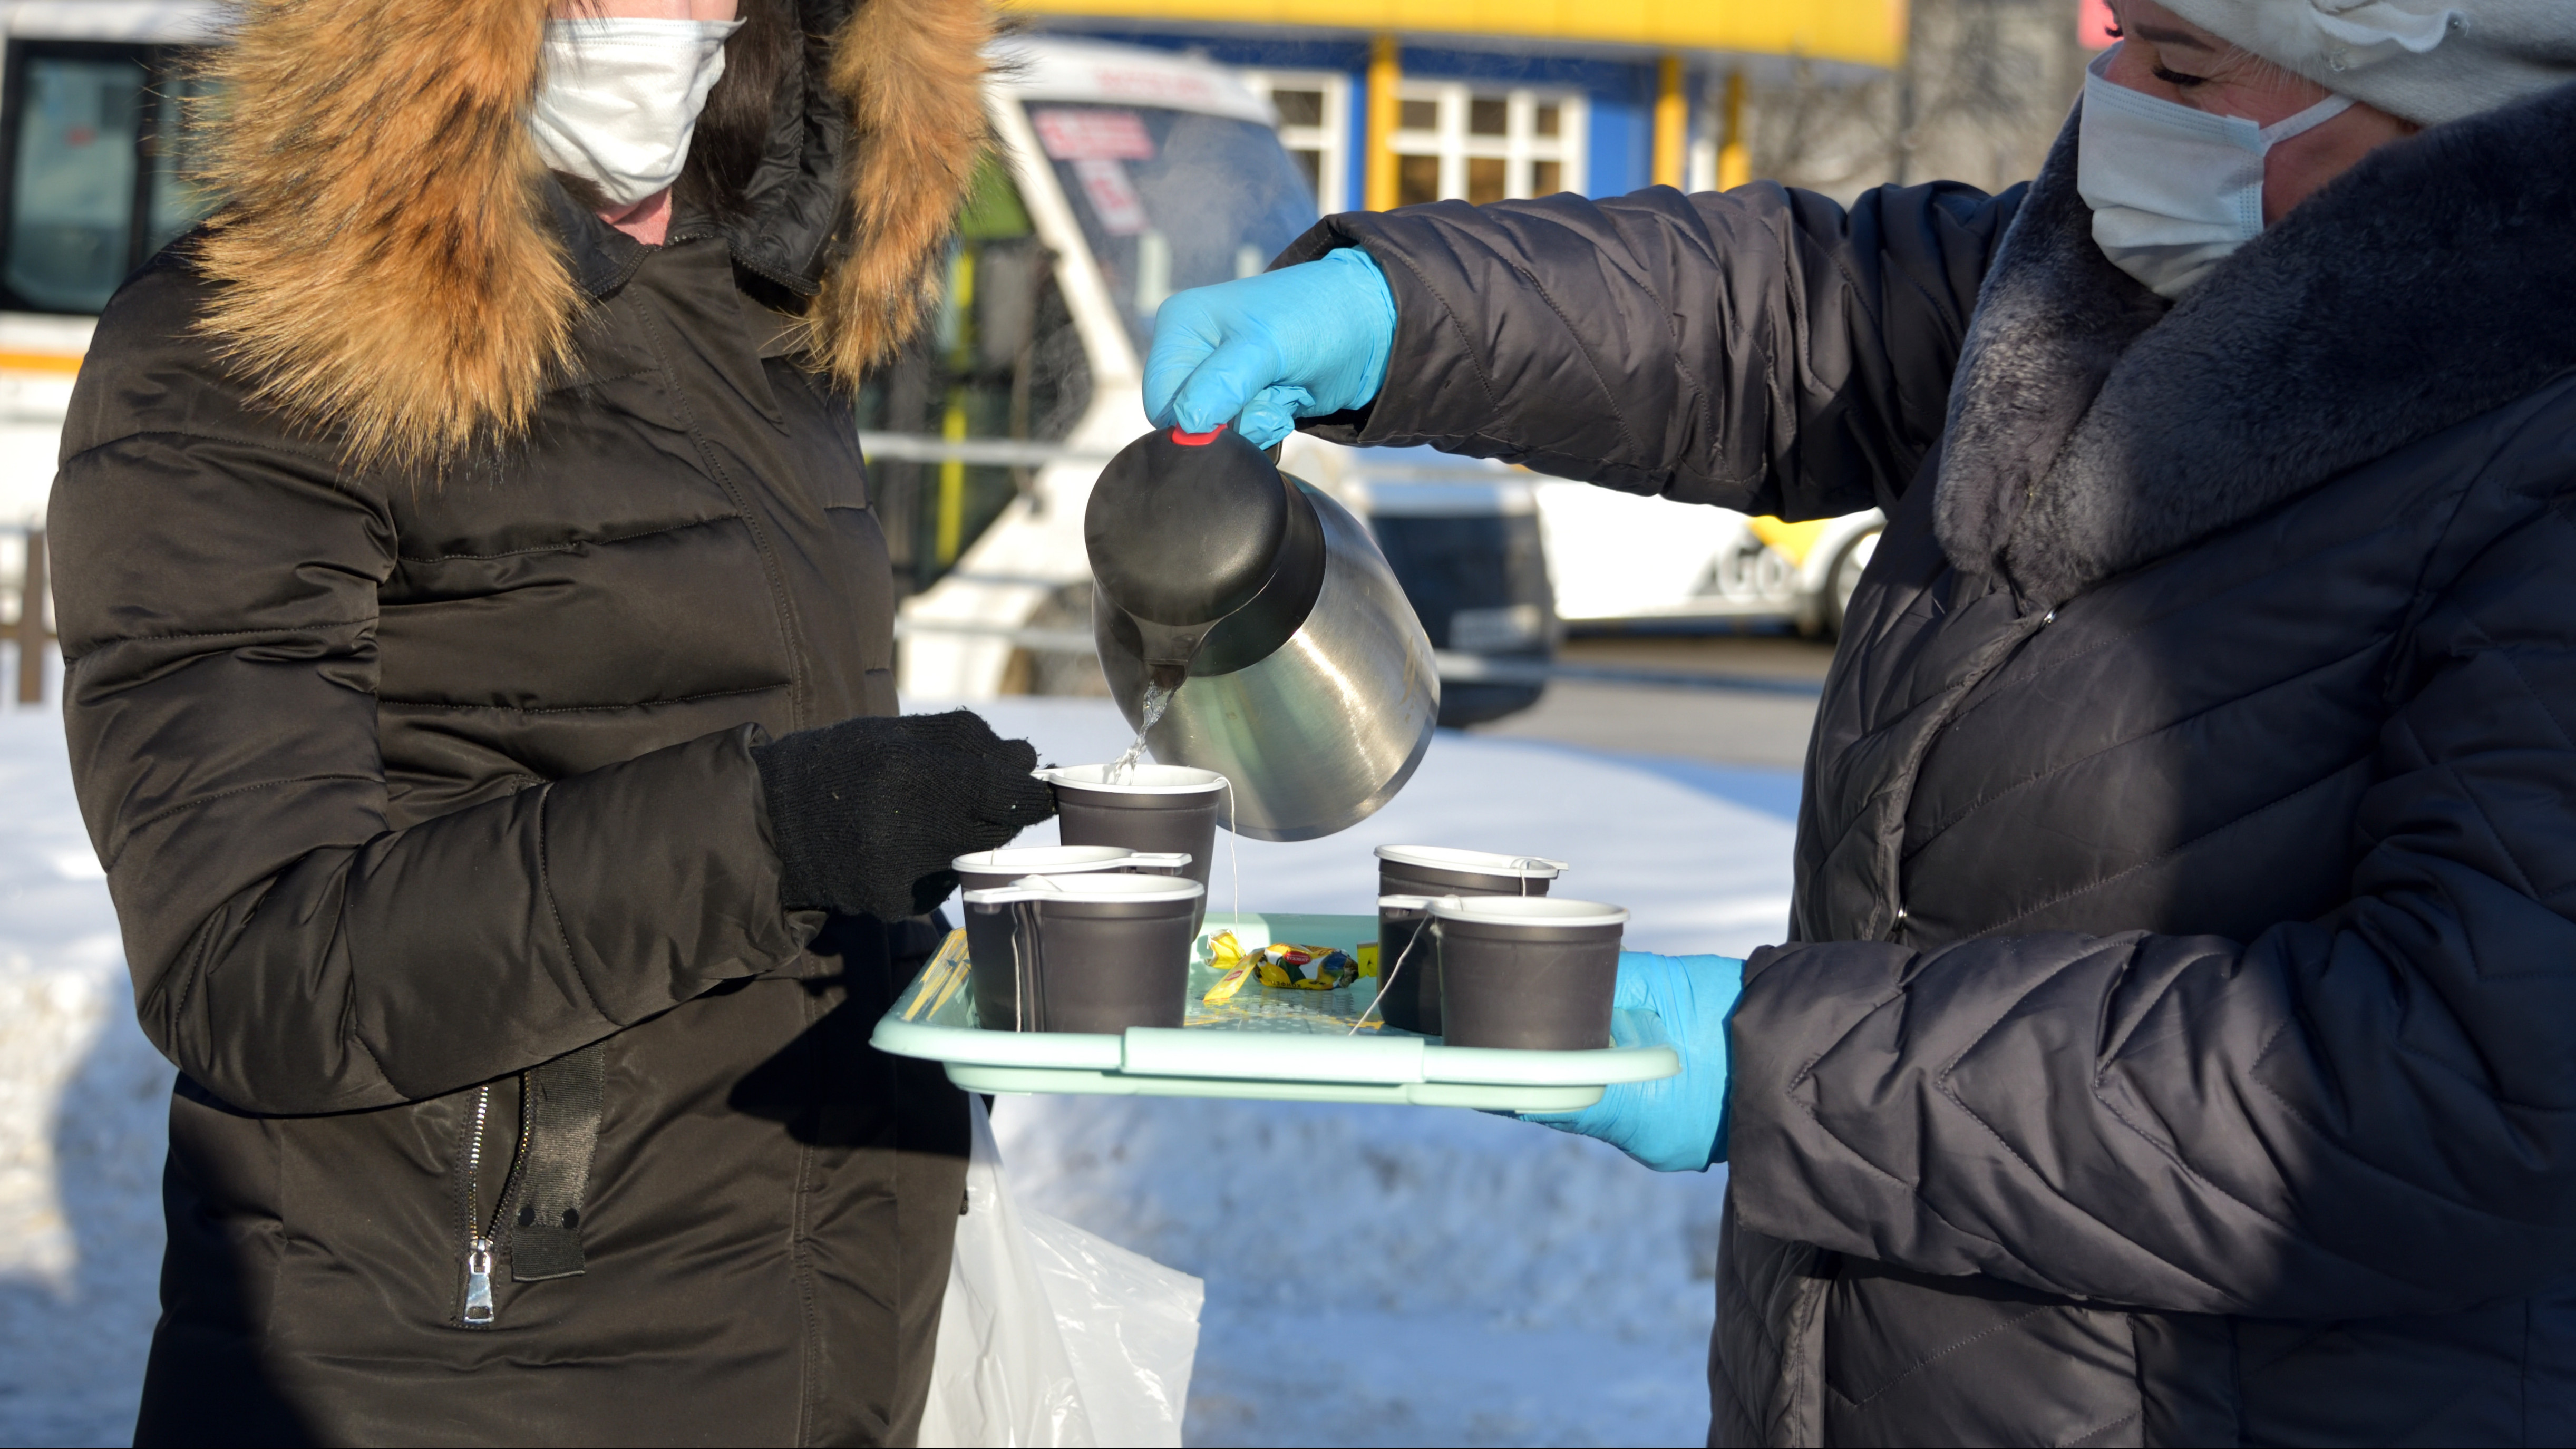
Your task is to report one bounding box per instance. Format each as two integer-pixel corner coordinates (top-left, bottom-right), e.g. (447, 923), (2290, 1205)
(1389, 81), (1587, 204)
(1237, 68), (1351, 218)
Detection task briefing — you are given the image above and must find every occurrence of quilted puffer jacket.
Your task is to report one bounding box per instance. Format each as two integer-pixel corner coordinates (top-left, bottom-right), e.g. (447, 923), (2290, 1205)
(1287, 81), (2576, 1447)
(47, 0), (995, 1442)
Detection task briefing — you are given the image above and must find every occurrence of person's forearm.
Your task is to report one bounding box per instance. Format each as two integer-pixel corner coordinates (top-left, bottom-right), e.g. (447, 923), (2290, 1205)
(1728, 912), (2576, 1320)
(1281, 180), (2018, 517)
(141, 727), (803, 1114)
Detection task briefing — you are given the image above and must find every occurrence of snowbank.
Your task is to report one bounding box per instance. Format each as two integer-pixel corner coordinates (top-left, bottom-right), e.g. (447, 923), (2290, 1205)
(0, 696), (173, 1449)
(0, 688), (1797, 1447)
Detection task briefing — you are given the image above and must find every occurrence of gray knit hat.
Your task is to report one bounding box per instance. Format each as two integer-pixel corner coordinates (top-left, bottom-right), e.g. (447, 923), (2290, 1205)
(2160, 1), (2576, 123)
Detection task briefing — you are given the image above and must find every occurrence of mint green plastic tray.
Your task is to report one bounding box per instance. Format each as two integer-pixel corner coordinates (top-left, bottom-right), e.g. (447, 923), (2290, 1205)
(869, 911), (1678, 1111)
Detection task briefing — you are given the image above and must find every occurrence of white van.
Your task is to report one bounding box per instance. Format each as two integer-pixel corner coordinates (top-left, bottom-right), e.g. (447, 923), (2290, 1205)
(883, 36), (1557, 722)
(0, 1), (221, 526)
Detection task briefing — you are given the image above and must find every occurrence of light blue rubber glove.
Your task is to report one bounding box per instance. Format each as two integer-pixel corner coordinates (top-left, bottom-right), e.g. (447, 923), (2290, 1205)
(1522, 950), (1744, 1172)
(1143, 247), (1397, 450)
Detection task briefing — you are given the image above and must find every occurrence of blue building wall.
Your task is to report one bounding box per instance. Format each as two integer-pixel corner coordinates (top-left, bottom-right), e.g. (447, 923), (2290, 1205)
(1029, 27), (1667, 211)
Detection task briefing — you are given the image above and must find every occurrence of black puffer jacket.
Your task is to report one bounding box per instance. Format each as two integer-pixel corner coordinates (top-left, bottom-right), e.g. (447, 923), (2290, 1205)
(47, 1), (995, 1443)
(1292, 84), (2576, 1446)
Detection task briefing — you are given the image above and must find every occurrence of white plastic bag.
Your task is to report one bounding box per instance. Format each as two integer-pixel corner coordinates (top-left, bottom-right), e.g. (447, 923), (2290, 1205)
(918, 1097), (1205, 1448)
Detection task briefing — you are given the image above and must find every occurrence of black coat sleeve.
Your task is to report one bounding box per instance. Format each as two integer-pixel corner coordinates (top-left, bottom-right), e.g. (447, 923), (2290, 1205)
(47, 290), (809, 1118)
(1280, 180), (2023, 519)
(1725, 459), (2576, 1320)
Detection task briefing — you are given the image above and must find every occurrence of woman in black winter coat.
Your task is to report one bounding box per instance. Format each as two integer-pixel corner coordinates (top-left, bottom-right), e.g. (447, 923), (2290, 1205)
(1149, 0), (2576, 1443)
(47, 0), (1052, 1443)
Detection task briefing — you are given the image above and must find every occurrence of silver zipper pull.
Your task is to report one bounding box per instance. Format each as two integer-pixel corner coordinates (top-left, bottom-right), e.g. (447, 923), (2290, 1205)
(463, 1237), (497, 1326)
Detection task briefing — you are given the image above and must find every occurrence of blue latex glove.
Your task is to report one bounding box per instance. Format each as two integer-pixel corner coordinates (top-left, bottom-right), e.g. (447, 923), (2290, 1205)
(1143, 247), (1396, 450)
(1522, 951), (1744, 1172)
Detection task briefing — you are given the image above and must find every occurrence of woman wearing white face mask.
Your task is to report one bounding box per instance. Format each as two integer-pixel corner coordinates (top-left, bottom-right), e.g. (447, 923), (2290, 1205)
(1146, 0), (2576, 1443)
(47, 0), (1057, 1444)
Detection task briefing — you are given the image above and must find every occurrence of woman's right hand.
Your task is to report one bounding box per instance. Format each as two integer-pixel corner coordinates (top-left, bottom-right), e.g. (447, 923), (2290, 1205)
(1143, 246), (1398, 450)
(751, 709), (1058, 920)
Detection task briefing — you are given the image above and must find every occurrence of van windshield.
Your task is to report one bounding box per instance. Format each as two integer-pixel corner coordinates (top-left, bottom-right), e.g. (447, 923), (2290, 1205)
(1018, 101), (1316, 352)
(2, 43), (219, 314)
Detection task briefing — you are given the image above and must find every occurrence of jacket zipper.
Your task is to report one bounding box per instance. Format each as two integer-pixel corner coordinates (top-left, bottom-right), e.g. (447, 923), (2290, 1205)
(458, 1081), (532, 1327)
(461, 1085), (496, 1325)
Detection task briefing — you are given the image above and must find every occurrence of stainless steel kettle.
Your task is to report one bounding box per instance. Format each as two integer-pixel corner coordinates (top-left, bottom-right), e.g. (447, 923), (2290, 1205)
(1086, 425), (1438, 842)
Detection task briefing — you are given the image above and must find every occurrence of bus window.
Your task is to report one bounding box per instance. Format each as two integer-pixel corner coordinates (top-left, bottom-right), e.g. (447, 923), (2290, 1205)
(1, 43), (219, 315)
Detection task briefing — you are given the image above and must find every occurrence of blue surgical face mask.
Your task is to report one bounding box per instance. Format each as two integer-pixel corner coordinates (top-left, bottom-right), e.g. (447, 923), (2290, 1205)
(2076, 48), (2354, 299)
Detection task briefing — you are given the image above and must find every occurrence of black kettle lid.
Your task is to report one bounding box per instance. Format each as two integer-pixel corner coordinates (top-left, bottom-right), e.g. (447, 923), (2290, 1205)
(1085, 426), (1290, 627)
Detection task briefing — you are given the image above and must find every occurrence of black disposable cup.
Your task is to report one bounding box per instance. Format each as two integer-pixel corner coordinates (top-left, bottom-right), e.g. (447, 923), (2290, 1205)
(1371, 894), (1442, 1035)
(1039, 764), (1227, 929)
(1430, 897), (1628, 1050)
(1040, 764), (1227, 890)
(1375, 844), (1564, 901)
(954, 847), (1192, 1023)
(1370, 848), (1567, 1034)
(959, 873), (1206, 1034)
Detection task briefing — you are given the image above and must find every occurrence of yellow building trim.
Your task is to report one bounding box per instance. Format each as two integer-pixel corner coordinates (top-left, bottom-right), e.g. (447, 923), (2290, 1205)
(0, 351), (82, 375)
(1718, 67), (1751, 189)
(1002, 0), (1905, 69)
(1651, 53), (1684, 189)
(1365, 33), (1400, 210)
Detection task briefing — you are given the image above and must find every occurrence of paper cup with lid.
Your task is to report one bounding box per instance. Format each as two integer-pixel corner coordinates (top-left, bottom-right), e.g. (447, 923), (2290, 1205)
(952, 845), (1192, 1016)
(1429, 896), (1628, 1050)
(1035, 764), (1229, 892)
(959, 871), (1206, 1034)
(1374, 844), (1566, 899)
(1369, 849), (1564, 1033)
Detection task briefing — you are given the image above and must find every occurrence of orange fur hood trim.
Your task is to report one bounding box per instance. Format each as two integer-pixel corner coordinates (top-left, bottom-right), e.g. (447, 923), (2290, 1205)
(193, 0), (990, 469)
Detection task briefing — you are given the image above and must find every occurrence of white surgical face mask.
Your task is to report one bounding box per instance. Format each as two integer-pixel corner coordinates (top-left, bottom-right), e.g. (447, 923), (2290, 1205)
(530, 17), (744, 208)
(2076, 48), (2354, 299)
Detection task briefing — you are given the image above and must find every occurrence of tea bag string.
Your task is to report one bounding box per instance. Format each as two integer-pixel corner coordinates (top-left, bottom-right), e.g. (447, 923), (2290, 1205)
(1348, 918), (1426, 1036)
(1514, 857), (1549, 897)
(1220, 776), (1240, 924)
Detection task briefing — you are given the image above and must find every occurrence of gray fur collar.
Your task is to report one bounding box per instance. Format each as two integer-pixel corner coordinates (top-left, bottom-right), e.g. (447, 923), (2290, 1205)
(1935, 81), (2576, 604)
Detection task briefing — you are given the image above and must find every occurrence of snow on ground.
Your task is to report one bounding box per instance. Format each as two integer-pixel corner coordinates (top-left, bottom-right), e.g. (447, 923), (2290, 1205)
(0, 650), (174, 1449)
(0, 677), (1795, 1448)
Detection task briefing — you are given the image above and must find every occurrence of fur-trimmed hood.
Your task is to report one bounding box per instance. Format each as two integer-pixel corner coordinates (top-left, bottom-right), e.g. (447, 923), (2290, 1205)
(192, 0), (988, 468)
(1935, 81), (2576, 605)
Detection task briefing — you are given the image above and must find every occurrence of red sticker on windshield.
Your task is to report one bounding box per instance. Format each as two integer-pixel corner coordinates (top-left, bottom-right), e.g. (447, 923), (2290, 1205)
(1072, 159), (1149, 236)
(1033, 108), (1156, 161)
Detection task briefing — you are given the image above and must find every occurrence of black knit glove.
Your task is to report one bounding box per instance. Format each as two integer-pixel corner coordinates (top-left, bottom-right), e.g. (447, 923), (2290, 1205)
(751, 710), (1058, 920)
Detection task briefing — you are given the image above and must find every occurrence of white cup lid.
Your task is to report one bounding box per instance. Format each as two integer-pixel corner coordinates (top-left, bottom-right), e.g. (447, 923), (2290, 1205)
(952, 844), (1132, 872)
(1034, 763), (1230, 795)
(961, 871), (1207, 906)
(1429, 896), (1627, 928)
(1375, 844), (1568, 877)
(951, 845), (1192, 873)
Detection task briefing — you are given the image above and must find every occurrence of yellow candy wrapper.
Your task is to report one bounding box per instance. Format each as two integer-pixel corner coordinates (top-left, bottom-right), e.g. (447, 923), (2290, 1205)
(1356, 942), (1379, 978)
(1202, 961), (1256, 1005)
(1255, 959), (1295, 988)
(1204, 930), (1245, 967)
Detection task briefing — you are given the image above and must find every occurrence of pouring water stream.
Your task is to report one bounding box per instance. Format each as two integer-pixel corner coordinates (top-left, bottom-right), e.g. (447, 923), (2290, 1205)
(1108, 678), (1177, 782)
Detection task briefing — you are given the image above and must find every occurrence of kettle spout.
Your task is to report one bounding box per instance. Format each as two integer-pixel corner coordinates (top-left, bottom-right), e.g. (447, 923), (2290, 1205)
(1129, 616), (1216, 685)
